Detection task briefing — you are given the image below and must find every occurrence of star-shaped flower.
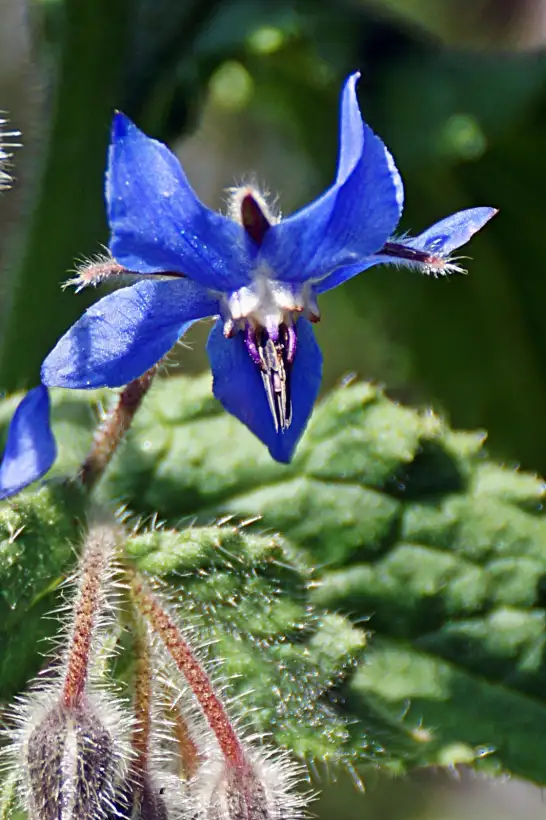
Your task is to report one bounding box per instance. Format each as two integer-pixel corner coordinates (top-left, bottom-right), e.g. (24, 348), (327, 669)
(0, 73), (496, 497)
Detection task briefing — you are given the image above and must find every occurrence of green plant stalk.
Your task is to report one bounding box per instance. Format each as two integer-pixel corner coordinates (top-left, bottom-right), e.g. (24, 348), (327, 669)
(0, 0), (131, 391)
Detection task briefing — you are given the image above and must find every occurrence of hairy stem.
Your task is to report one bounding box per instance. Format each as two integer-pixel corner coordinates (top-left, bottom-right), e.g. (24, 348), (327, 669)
(168, 699), (201, 780)
(131, 621), (154, 784)
(128, 569), (247, 769)
(80, 366), (158, 491)
(62, 522), (117, 708)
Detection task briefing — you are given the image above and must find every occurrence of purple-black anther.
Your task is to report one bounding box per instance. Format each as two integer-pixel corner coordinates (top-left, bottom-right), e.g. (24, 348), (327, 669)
(285, 324), (297, 365)
(243, 324), (262, 367)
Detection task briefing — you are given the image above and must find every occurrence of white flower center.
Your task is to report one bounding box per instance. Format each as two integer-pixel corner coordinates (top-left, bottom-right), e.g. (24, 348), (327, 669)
(222, 276), (319, 337)
(220, 277), (320, 434)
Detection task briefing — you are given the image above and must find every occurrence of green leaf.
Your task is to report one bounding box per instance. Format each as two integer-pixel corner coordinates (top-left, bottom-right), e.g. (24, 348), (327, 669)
(100, 374), (546, 781)
(3, 374), (546, 781)
(0, 481), (86, 698)
(125, 524), (374, 766)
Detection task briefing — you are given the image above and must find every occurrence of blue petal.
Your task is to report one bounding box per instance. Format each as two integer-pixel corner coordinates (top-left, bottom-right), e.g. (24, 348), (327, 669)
(316, 206), (498, 293)
(260, 73), (403, 284)
(42, 278), (219, 389)
(402, 207), (498, 256)
(107, 113), (254, 292)
(336, 71), (366, 184)
(207, 317), (322, 463)
(314, 259), (379, 294)
(0, 386), (56, 500)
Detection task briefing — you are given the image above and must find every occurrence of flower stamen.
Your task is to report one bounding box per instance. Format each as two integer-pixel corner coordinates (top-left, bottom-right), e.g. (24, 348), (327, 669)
(256, 324), (294, 433)
(222, 278), (318, 433)
(243, 323), (261, 367)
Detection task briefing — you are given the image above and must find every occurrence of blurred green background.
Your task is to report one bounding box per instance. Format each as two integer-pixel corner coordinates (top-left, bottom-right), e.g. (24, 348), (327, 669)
(3, 0), (546, 816)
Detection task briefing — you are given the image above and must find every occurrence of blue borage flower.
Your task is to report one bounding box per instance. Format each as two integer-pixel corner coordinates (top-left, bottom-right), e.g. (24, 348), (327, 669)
(0, 386), (56, 500)
(0, 73), (496, 496)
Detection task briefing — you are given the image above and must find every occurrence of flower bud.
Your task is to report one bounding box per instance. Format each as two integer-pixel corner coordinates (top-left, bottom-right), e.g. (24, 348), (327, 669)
(109, 777), (169, 820)
(4, 521), (132, 820)
(8, 687), (131, 820)
(193, 750), (307, 820)
(25, 697), (122, 820)
(128, 571), (310, 820)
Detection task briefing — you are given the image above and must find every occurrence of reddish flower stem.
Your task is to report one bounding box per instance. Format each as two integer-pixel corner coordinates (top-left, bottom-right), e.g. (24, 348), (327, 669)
(62, 523), (116, 708)
(131, 623), (154, 784)
(79, 365), (158, 491)
(129, 569), (247, 769)
(132, 607), (202, 783)
(168, 700), (201, 780)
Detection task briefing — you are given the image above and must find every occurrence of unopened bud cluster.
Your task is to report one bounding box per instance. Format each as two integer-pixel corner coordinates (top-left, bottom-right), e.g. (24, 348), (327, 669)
(2, 521), (309, 820)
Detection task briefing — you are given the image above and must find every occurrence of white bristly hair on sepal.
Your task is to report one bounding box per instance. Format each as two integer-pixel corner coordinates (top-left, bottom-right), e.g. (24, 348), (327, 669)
(0, 114), (20, 191)
(129, 573), (313, 820)
(188, 739), (312, 820)
(0, 519), (134, 820)
(3, 685), (133, 820)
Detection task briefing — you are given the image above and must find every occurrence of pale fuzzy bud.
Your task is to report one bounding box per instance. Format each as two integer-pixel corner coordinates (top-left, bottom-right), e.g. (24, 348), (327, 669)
(6, 687), (132, 820)
(110, 777), (170, 820)
(2, 519), (133, 820)
(192, 747), (309, 820)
